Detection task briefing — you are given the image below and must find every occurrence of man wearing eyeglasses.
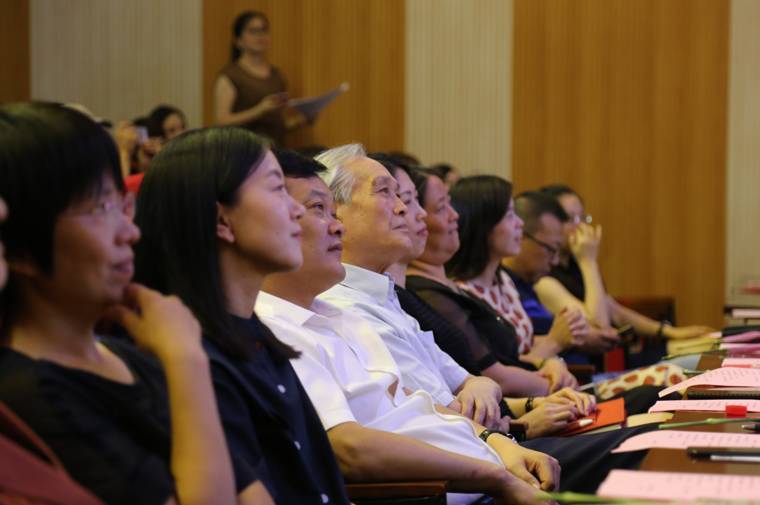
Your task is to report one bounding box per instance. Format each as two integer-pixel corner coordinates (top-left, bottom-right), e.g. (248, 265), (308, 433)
(501, 192), (584, 343)
(535, 185), (715, 352)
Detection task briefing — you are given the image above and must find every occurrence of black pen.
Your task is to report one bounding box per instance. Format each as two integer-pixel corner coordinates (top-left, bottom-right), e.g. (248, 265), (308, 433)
(741, 422), (760, 433)
(688, 446), (760, 463)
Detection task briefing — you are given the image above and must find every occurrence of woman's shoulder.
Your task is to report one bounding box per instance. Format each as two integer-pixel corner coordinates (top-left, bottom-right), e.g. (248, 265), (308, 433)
(218, 61), (240, 77)
(0, 348), (46, 407)
(406, 274), (449, 293)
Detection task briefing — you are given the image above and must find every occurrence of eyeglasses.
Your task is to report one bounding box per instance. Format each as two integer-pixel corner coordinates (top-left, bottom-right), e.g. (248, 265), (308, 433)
(571, 214), (593, 225)
(245, 26), (269, 35)
(76, 193), (135, 221)
(524, 233), (559, 258)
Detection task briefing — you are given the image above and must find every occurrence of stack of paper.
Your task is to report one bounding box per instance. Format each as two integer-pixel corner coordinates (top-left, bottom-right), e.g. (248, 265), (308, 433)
(658, 367), (760, 397)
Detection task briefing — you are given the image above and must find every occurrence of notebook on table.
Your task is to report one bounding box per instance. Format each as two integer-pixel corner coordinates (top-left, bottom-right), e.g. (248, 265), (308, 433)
(559, 397), (626, 436)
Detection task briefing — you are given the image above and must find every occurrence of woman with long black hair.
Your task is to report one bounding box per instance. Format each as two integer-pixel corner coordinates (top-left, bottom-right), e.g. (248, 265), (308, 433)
(214, 11), (305, 145)
(134, 127), (349, 505)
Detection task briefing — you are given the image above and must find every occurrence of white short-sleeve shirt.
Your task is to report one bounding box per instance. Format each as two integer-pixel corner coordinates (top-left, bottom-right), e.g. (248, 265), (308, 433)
(255, 291), (501, 505)
(317, 263), (470, 406)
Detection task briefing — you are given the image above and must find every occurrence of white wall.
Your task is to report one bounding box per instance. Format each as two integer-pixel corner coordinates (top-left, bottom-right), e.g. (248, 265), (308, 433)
(30, 0), (202, 127)
(405, 0), (513, 177)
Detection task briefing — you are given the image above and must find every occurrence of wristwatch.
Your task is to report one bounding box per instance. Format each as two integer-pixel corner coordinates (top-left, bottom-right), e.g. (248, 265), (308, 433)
(478, 429), (515, 443)
(525, 397), (535, 413)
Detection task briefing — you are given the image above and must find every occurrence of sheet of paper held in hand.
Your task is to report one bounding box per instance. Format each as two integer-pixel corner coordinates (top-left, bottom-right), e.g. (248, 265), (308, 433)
(611, 430), (760, 453)
(287, 82), (349, 121)
(649, 399), (760, 413)
(597, 469), (760, 502)
(658, 367), (760, 397)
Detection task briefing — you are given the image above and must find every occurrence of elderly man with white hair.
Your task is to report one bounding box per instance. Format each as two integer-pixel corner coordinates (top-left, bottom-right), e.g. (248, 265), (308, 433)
(314, 144), (660, 494)
(314, 144), (507, 423)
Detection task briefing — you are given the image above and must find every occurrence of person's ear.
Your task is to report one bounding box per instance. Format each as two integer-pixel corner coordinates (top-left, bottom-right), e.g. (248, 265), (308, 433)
(216, 202), (235, 244)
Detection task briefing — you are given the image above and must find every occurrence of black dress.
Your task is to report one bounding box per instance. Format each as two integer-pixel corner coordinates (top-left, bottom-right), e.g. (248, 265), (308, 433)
(405, 275), (526, 370)
(400, 278), (658, 493)
(0, 339), (174, 505)
(205, 315), (350, 505)
(405, 275), (668, 416)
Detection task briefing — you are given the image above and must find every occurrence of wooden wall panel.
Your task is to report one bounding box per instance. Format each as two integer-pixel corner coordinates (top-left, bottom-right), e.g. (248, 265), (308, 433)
(30, 0), (202, 127)
(726, 0), (760, 308)
(405, 0), (512, 174)
(513, 0), (729, 327)
(202, 0), (404, 151)
(0, 0), (30, 103)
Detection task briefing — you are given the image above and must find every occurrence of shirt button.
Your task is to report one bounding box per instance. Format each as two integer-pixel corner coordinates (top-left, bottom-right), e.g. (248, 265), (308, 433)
(294, 440), (301, 450)
(277, 384), (287, 394)
(321, 494), (329, 503)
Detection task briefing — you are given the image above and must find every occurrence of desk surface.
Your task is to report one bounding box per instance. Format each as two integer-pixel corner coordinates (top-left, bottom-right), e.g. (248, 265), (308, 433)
(697, 353), (725, 371)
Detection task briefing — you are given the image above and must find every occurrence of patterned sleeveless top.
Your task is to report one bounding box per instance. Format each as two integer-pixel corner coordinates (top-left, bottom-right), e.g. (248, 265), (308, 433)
(457, 268), (534, 354)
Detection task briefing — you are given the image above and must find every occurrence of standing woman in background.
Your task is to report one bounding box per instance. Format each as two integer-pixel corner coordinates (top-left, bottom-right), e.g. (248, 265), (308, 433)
(214, 11), (305, 146)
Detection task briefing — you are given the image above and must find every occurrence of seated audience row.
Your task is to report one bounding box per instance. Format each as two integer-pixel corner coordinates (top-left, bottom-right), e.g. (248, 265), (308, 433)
(0, 101), (717, 504)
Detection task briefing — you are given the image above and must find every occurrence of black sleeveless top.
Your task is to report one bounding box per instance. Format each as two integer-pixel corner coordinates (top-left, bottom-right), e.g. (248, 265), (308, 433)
(406, 275), (531, 371)
(549, 256), (586, 301)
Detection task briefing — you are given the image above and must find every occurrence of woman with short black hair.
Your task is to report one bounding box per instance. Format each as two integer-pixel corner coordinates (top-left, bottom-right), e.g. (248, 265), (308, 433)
(0, 102), (235, 505)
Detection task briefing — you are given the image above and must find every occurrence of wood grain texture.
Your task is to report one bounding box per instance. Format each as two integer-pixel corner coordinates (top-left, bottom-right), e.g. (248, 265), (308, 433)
(30, 0), (202, 127)
(513, 0), (729, 327)
(405, 0), (512, 174)
(202, 0), (405, 151)
(0, 0), (30, 103)
(726, 0), (760, 308)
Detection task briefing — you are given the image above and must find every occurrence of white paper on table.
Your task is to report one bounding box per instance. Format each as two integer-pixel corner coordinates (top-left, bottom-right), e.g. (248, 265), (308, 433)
(722, 331), (760, 343)
(723, 357), (760, 368)
(611, 430), (760, 453)
(648, 399), (760, 413)
(598, 469), (760, 502)
(658, 367), (760, 397)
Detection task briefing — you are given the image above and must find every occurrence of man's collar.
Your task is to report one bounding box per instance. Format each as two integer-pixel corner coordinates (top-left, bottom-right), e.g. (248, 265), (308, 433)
(340, 263), (395, 303)
(257, 291), (341, 326)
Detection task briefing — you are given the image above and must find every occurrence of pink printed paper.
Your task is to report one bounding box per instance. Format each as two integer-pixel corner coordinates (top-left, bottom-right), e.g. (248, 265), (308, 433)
(598, 470), (760, 501)
(723, 357), (760, 368)
(722, 331), (760, 343)
(658, 367), (760, 397)
(611, 430), (760, 453)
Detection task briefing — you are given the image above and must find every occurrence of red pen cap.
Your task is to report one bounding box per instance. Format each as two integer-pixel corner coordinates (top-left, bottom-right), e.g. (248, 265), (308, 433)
(726, 404), (748, 417)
